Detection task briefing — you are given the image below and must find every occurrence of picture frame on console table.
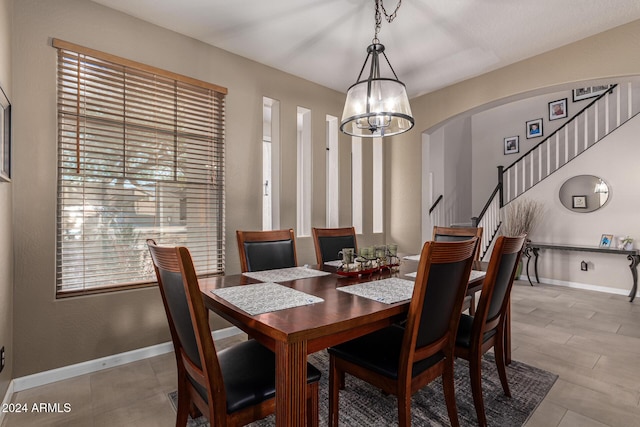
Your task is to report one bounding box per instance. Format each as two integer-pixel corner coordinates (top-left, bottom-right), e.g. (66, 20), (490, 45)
(599, 234), (613, 248)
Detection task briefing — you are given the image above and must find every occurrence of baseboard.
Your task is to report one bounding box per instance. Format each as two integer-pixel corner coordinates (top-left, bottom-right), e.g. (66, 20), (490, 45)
(517, 275), (638, 298)
(0, 379), (15, 425)
(11, 326), (243, 393)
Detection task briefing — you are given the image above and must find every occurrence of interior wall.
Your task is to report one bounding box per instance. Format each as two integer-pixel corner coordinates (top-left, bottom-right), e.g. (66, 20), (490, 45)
(0, 0), (13, 399)
(443, 117), (472, 225)
(421, 118), (472, 233)
(521, 114), (640, 295)
(388, 17), (640, 256)
(422, 127), (444, 241)
(11, 0), (353, 376)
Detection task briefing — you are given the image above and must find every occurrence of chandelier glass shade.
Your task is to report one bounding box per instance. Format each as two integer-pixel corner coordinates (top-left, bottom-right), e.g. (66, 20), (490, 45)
(341, 43), (414, 137)
(594, 178), (609, 194)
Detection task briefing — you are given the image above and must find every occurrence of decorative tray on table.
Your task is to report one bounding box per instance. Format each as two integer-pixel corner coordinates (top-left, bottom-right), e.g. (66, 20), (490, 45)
(335, 257), (400, 277)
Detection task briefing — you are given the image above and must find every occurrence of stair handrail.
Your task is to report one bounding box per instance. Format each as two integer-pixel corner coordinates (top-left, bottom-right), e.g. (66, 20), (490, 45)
(471, 183), (502, 259)
(428, 194), (443, 214)
(472, 183), (502, 225)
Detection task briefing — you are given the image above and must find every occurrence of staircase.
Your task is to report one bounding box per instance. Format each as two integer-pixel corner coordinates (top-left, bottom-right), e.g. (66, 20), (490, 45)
(472, 82), (640, 259)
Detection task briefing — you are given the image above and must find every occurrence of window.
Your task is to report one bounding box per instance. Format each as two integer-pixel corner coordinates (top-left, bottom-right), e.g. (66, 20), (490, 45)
(54, 39), (227, 297)
(326, 115), (339, 227)
(351, 137), (363, 234)
(262, 97), (280, 231)
(372, 137), (383, 233)
(297, 107), (311, 237)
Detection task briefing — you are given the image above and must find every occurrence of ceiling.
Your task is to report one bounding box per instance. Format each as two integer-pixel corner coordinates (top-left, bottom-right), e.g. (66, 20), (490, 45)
(91, 0), (640, 99)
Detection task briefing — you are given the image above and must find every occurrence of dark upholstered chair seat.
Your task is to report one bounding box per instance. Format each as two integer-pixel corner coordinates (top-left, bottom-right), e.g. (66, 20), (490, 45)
(328, 325), (444, 380)
(455, 313), (496, 349)
(216, 340), (321, 413)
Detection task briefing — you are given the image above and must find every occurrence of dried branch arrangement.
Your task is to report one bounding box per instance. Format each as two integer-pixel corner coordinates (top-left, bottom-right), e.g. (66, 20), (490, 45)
(501, 198), (544, 237)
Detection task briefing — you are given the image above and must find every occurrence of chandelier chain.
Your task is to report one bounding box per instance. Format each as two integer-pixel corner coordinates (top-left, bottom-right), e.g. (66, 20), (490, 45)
(373, 0), (402, 43)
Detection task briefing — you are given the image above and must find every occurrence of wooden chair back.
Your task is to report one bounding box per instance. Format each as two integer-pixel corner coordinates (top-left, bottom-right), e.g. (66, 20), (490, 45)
(311, 227), (358, 264)
(236, 229), (297, 272)
(401, 238), (478, 370)
(432, 226), (483, 261)
(328, 238), (477, 427)
(454, 234), (525, 427)
(146, 240), (226, 424)
(472, 235), (526, 344)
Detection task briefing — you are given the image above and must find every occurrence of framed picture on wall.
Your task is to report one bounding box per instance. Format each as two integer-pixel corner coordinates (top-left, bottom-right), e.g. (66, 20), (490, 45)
(549, 98), (568, 121)
(572, 195), (587, 209)
(0, 86), (11, 183)
(572, 85), (611, 102)
(526, 118), (543, 139)
(503, 136), (519, 155)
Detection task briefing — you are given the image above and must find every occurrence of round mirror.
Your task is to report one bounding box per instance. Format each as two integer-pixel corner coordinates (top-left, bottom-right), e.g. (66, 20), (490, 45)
(559, 175), (609, 213)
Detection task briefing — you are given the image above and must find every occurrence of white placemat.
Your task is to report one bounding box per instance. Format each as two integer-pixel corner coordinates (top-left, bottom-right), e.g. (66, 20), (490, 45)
(242, 266), (331, 283)
(337, 278), (414, 304)
(324, 260), (343, 267)
(211, 282), (324, 315)
(404, 270), (487, 282)
(403, 254), (420, 261)
(469, 270), (487, 281)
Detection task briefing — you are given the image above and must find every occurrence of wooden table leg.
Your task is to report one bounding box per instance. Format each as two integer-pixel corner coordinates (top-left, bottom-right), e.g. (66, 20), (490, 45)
(275, 340), (308, 427)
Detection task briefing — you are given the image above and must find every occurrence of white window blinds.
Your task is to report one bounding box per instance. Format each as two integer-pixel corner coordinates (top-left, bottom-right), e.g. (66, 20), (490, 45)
(54, 39), (227, 297)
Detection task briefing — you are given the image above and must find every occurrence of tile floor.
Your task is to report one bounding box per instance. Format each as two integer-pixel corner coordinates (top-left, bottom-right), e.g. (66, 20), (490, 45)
(2, 281), (640, 426)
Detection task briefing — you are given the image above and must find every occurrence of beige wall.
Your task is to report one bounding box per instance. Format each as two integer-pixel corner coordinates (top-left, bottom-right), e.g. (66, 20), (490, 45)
(522, 114), (640, 295)
(11, 0), (361, 376)
(388, 18), (640, 255)
(0, 0), (12, 399)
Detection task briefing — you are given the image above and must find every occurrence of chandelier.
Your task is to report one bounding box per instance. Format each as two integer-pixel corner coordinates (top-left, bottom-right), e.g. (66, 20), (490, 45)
(594, 178), (609, 194)
(340, 0), (414, 138)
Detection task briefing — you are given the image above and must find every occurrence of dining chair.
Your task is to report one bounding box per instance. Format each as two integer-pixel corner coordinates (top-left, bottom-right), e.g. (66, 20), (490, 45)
(454, 235), (526, 427)
(147, 240), (321, 427)
(236, 229), (297, 273)
(432, 226), (483, 261)
(311, 227), (358, 264)
(328, 238), (478, 427)
(433, 226), (484, 314)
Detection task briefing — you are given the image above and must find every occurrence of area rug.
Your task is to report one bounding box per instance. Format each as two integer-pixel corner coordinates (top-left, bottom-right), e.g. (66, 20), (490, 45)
(168, 351), (557, 426)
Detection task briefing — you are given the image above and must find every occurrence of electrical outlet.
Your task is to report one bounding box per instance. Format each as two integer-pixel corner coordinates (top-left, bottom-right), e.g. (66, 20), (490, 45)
(0, 346), (4, 373)
(581, 261), (588, 271)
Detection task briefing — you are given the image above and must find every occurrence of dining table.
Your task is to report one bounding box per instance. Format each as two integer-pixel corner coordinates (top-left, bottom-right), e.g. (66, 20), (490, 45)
(199, 261), (487, 426)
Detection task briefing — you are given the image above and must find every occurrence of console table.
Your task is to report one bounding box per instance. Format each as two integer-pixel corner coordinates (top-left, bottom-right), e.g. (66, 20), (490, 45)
(523, 242), (640, 302)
